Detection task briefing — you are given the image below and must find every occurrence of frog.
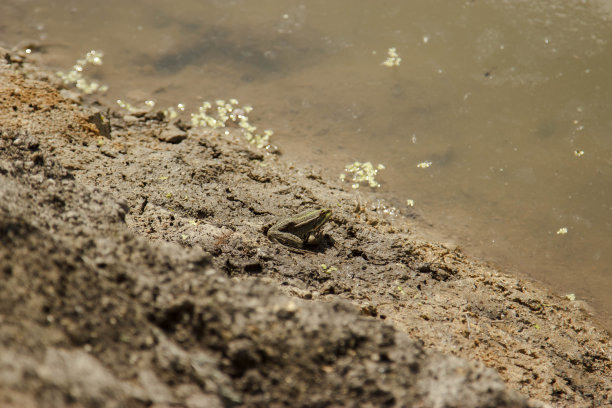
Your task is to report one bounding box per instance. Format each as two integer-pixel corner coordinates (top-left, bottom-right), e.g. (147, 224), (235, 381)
(267, 208), (332, 252)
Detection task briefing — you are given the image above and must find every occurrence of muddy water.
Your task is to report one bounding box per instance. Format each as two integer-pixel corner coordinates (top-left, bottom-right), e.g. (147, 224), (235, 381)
(2, 0), (611, 328)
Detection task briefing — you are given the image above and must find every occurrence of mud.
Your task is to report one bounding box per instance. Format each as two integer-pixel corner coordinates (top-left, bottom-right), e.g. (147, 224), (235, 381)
(0, 47), (610, 407)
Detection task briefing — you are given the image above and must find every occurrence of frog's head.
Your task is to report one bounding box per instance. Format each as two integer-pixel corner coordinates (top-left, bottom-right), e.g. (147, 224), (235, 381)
(313, 208), (332, 229)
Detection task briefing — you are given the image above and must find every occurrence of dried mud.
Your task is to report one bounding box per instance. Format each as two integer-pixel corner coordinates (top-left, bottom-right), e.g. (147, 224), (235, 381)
(0, 48), (610, 407)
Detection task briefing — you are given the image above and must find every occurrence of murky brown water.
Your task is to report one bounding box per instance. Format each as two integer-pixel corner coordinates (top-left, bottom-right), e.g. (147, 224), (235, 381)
(2, 0), (611, 328)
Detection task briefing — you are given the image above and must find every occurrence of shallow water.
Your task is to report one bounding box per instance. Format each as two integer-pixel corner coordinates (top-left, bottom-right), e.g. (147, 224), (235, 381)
(2, 0), (611, 328)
